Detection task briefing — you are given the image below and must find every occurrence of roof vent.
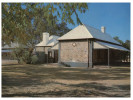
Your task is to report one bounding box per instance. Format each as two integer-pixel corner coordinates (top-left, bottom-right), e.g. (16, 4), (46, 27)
(101, 26), (106, 33)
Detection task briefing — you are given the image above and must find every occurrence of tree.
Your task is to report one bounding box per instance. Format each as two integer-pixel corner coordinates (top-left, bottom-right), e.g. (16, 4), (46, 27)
(2, 3), (88, 64)
(123, 40), (130, 50)
(114, 36), (130, 62)
(113, 36), (130, 50)
(113, 36), (124, 45)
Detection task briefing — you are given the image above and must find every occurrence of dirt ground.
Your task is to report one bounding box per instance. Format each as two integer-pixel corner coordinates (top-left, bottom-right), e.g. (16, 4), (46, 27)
(2, 60), (18, 65)
(2, 63), (130, 97)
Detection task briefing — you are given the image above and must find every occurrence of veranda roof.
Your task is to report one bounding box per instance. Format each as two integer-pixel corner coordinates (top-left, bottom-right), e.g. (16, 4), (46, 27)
(94, 41), (129, 51)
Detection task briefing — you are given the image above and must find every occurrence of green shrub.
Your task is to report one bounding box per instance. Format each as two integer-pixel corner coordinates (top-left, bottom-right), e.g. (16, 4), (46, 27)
(31, 55), (38, 64)
(22, 51), (31, 64)
(11, 46), (34, 64)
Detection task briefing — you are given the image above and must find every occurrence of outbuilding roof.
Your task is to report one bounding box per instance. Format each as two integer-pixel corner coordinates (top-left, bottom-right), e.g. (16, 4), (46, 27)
(58, 24), (120, 45)
(2, 42), (19, 49)
(2, 49), (12, 52)
(36, 35), (59, 47)
(48, 42), (59, 51)
(47, 35), (59, 46)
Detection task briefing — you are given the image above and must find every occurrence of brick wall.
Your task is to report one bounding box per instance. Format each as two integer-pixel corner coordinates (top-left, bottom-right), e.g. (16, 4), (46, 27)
(60, 40), (88, 67)
(36, 47), (45, 52)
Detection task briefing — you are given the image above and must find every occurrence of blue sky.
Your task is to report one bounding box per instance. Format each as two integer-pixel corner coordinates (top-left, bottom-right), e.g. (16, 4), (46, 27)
(67, 3), (130, 42)
(21, 3), (130, 42)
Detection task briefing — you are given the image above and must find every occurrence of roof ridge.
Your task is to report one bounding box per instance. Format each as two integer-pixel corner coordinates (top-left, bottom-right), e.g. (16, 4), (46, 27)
(83, 24), (115, 36)
(82, 24), (93, 38)
(83, 24), (104, 33)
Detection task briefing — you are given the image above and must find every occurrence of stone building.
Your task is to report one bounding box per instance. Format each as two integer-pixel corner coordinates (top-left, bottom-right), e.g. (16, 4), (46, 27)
(58, 24), (129, 67)
(2, 42), (20, 60)
(35, 32), (59, 63)
(48, 42), (59, 63)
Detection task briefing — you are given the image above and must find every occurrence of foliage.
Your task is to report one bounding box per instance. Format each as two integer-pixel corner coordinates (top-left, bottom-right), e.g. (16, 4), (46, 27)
(113, 36), (130, 50)
(113, 36), (130, 62)
(11, 46), (33, 64)
(2, 3), (88, 46)
(2, 3), (88, 64)
(11, 46), (25, 64)
(113, 36), (124, 45)
(123, 40), (130, 50)
(31, 55), (39, 64)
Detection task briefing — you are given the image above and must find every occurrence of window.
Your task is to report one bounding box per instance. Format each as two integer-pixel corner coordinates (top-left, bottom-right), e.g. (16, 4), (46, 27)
(48, 51), (52, 58)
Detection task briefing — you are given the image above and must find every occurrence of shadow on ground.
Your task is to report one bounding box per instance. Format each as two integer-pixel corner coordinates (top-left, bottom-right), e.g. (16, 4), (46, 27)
(2, 64), (130, 97)
(2, 82), (130, 97)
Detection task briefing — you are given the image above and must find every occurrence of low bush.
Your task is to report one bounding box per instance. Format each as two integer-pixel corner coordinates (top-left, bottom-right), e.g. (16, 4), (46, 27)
(11, 46), (34, 64)
(31, 55), (39, 64)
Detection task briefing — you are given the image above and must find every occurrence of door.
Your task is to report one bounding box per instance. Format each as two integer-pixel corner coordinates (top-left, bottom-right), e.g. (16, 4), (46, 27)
(54, 50), (58, 63)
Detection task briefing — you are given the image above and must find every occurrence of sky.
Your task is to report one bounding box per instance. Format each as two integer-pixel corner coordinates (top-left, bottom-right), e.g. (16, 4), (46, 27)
(20, 3), (130, 42)
(67, 3), (130, 42)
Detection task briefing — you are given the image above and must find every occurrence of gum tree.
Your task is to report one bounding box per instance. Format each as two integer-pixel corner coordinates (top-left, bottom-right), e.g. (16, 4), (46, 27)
(2, 3), (88, 64)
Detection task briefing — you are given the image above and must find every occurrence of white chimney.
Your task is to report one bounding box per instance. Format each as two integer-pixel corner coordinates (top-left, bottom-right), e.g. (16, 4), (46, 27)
(43, 32), (49, 45)
(101, 26), (106, 33)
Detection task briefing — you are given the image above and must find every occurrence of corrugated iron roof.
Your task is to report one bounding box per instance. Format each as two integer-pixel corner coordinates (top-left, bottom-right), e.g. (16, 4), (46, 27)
(2, 49), (12, 52)
(36, 35), (59, 47)
(58, 24), (120, 45)
(96, 41), (129, 51)
(49, 42), (59, 50)
(46, 36), (59, 46)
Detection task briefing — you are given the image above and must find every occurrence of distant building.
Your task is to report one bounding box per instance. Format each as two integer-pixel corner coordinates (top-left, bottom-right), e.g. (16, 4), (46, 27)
(35, 32), (59, 63)
(2, 42), (19, 60)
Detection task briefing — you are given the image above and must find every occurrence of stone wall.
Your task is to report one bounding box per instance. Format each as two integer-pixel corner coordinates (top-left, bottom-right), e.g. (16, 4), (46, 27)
(60, 40), (88, 67)
(44, 47), (51, 54)
(36, 47), (45, 52)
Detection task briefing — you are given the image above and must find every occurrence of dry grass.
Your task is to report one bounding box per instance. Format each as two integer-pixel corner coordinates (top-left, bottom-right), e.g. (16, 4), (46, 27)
(2, 63), (130, 97)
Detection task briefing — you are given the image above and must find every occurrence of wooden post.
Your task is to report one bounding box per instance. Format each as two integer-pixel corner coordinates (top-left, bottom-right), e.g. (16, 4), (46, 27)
(58, 42), (61, 64)
(47, 50), (48, 63)
(88, 40), (93, 68)
(108, 48), (110, 68)
(52, 50), (54, 63)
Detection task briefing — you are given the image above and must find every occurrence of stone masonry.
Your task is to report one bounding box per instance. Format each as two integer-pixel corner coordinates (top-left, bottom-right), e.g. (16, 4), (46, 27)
(60, 40), (88, 67)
